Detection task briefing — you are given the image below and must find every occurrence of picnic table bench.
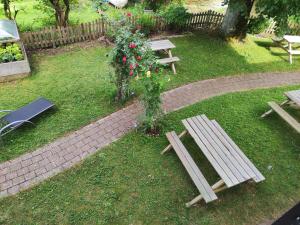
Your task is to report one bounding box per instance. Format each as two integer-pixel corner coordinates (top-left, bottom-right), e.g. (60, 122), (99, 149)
(262, 89), (300, 133)
(149, 40), (180, 74)
(162, 114), (265, 207)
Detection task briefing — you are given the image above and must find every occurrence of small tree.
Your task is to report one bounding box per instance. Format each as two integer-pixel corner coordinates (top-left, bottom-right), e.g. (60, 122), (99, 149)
(1, 0), (20, 20)
(37, 0), (78, 27)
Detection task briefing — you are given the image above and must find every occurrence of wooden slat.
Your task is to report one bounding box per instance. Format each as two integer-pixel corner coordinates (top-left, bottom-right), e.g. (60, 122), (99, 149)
(191, 116), (246, 183)
(268, 101), (300, 133)
(200, 115), (257, 180)
(211, 120), (265, 182)
(158, 57), (180, 64)
(166, 132), (218, 203)
(182, 119), (236, 187)
(197, 115), (252, 182)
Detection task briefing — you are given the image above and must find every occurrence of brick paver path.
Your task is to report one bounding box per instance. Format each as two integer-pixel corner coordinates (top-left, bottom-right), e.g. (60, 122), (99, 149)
(1, 72), (300, 197)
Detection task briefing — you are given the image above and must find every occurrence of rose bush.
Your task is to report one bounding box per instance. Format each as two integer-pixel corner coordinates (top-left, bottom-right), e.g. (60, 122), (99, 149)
(110, 14), (165, 133)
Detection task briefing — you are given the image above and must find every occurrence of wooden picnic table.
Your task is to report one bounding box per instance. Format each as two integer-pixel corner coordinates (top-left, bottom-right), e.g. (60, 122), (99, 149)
(162, 114), (265, 207)
(285, 89), (300, 106)
(262, 89), (300, 133)
(148, 39), (179, 74)
(283, 35), (300, 64)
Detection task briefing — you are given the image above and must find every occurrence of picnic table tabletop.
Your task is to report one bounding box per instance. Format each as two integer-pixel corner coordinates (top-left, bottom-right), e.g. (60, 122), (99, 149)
(182, 115), (262, 188)
(284, 35), (300, 44)
(148, 39), (176, 51)
(285, 90), (300, 106)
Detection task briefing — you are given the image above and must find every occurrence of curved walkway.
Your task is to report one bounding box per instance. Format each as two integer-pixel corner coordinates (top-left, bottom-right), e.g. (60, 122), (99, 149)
(1, 71), (300, 197)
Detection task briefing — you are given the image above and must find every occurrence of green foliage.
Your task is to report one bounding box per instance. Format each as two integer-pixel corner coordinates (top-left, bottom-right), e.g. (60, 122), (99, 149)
(248, 16), (270, 34)
(92, 0), (109, 12)
(110, 19), (146, 102)
(0, 43), (23, 63)
(1, 0), (21, 20)
(144, 0), (167, 11)
(256, 0), (300, 35)
(160, 3), (190, 32)
(136, 13), (156, 36)
(138, 65), (165, 134)
(110, 14), (164, 132)
(36, 0), (79, 26)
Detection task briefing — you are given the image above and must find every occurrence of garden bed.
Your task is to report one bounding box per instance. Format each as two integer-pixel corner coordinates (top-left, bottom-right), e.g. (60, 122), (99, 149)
(0, 43), (31, 82)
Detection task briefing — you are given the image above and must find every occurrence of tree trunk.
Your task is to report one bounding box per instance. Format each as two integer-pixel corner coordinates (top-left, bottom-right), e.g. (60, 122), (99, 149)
(221, 0), (254, 40)
(3, 0), (12, 20)
(49, 0), (70, 27)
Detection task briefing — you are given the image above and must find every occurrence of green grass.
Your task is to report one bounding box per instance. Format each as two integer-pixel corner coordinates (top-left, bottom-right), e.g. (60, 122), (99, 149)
(0, 34), (299, 162)
(0, 0), (99, 32)
(0, 86), (300, 225)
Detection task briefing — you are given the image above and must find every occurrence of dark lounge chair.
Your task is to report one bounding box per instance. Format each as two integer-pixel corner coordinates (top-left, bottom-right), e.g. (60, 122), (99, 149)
(0, 97), (54, 137)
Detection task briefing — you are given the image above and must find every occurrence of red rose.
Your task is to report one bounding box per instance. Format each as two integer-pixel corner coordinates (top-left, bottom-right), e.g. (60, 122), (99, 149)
(135, 63), (139, 67)
(122, 56), (127, 63)
(136, 56), (142, 61)
(130, 64), (134, 69)
(129, 70), (134, 76)
(129, 43), (136, 49)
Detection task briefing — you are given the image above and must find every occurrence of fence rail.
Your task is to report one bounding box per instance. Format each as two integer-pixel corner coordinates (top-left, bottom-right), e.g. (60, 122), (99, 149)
(21, 10), (224, 50)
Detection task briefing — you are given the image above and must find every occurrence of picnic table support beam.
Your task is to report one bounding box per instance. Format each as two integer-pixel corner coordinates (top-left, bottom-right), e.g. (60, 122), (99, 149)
(161, 130), (187, 155)
(261, 100), (290, 118)
(168, 49), (177, 74)
(186, 179), (226, 207)
(288, 42), (293, 64)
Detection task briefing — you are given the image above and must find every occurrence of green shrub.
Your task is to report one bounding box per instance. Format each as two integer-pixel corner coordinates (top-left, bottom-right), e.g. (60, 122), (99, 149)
(160, 3), (190, 32)
(0, 43), (24, 63)
(248, 16), (271, 34)
(137, 14), (156, 36)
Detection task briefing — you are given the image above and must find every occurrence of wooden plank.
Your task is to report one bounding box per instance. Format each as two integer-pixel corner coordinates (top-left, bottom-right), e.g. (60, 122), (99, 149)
(161, 130), (187, 154)
(192, 116), (246, 183)
(268, 101), (300, 133)
(158, 57), (180, 64)
(197, 115), (252, 181)
(166, 132), (218, 203)
(182, 119), (235, 187)
(211, 120), (265, 182)
(149, 40), (175, 51)
(200, 115), (257, 180)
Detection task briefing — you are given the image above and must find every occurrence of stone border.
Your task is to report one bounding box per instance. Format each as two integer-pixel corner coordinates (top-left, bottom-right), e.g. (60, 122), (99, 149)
(0, 44), (31, 83)
(0, 71), (300, 197)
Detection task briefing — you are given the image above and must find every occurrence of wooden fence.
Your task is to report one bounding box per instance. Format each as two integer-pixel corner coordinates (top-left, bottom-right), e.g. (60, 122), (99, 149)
(21, 10), (225, 50)
(186, 10), (224, 30)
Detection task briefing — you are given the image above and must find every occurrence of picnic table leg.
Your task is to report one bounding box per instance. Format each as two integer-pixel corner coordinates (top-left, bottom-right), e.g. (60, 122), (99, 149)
(161, 130), (188, 155)
(168, 49), (177, 74)
(261, 100), (290, 118)
(288, 42), (293, 64)
(186, 179), (226, 207)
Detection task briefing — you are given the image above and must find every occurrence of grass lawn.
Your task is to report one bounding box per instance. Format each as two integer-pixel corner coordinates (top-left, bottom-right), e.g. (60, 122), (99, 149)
(0, 86), (299, 225)
(0, 34), (299, 162)
(0, 0), (99, 32)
